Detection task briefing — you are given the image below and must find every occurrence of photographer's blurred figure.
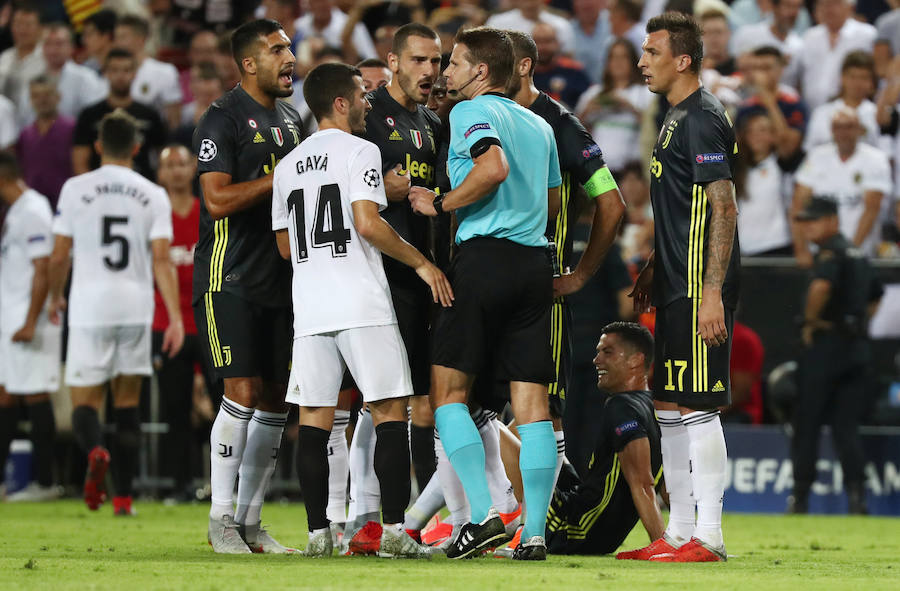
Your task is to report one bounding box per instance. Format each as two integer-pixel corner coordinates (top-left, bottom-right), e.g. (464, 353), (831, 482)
(788, 196), (882, 515)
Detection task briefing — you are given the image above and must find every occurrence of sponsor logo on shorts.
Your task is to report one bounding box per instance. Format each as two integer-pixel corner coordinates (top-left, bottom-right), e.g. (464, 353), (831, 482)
(696, 152), (725, 164)
(27, 234), (46, 243)
(712, 380), (726, 392)
(464, 123), (491, 138)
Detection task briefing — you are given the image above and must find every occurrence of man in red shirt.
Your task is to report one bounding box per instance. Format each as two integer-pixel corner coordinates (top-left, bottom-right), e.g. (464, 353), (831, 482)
(154, 144), (217, 499)
(724, 321), (764, 424)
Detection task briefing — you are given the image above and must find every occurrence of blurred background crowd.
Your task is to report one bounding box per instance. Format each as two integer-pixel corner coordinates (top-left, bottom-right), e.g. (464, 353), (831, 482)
(1, 0), (899, 503)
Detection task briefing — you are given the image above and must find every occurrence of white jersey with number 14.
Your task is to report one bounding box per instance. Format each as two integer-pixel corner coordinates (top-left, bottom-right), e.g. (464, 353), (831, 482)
(53, 164), (173, 328)
(272, 128), (396, 338)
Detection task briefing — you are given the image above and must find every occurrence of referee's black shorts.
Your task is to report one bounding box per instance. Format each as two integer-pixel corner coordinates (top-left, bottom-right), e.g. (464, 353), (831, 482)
(652, 297), (733, 409)
(194, 291), (291, 385)
(432, 237), (554, 397)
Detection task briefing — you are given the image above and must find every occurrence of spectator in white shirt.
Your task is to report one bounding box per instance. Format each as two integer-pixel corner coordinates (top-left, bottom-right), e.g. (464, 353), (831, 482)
(797, 0), (876, 110)
(571, 0), (611, 83)
(700, 9), (736, 77)
(0, 93), (17, 150)
(728, 0), (812, 34)
(486, 0), (576, 56)
(732, 0), (805, 87)
(114, 14), (183, 130)
(80, 9), (117, 75)
(792, 108), (893, 263)
(804, 51), (883, 152)
(0, 4), (45, 113)
(17, 24), (105, 127)
(295, 0), (377, 63)
(576, 39), (653, 172)
(734, 112), (794, 256)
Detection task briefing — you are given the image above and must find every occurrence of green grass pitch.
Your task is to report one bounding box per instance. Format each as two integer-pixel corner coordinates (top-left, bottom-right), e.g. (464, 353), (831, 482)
(2, 501), (898, 590)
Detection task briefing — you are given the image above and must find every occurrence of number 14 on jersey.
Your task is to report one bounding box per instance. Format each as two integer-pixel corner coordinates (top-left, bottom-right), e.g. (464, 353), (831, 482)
(287, 183), (352, 262)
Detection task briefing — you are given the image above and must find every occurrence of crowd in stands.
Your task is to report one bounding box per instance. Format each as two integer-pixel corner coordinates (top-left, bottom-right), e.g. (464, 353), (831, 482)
(0, 0), (899, 496)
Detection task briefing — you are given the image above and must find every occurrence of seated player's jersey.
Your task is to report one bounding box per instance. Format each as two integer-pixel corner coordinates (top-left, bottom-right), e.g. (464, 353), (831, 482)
(528, 91), (614, 270)
(448, 93), (561, 248)
(0, 189), (53, 335)
(53, 164), (173, 327)
(360, 85), (443, 289)
(272, 129), (396, 338)
(649, 87), (740, 309)
(554, 390), (662, 541)
(192, 86), (303, 307)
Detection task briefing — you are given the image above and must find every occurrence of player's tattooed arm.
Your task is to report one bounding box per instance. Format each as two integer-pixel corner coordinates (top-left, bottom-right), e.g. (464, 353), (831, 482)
(698, 178), (736, 347)
(702, 178), (737, 292)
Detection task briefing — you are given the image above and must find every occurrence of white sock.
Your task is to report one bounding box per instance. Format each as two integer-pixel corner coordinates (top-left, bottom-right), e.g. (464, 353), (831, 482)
(553, 429), (565, 486)
(404, 471), (445, 531)
(209, 397), (253, 519)
(346, 409), (380, 528)
(475, 411), (517, 514)
(235, 409), (287, 527)
(683, 410), (727, 549)
(434, 431), (470, 525)
(327, 410), (350, 523)
(657, 409), (694, 544)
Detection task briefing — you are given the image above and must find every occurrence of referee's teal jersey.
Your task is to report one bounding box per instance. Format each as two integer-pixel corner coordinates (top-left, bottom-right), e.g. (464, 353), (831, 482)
(448, 93), (561, 247)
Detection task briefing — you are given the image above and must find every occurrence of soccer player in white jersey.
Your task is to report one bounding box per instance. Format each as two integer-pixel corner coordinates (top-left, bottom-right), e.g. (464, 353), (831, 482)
(272, 62), (453, 558)
(48, 110), (184, 516)
(0, 153), (61, 502)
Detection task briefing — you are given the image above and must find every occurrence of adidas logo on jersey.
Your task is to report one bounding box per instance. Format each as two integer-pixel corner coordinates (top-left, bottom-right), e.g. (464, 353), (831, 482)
(712, 380), (725, 392)
(253, 132), (265, 144)
(389, 130), (403, 141)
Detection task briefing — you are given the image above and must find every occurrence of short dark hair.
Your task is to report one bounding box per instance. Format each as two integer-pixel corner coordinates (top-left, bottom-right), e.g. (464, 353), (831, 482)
(29, 73), (57, 89)
(454, 27), (514, 89)
(391, 23), (440, 55)
(841, 49), (875, 75)
(612, 0), (643, 24)
(105, 47), (136, 67)
(0, 151), (22, 180)
(601, 322), (655, 369)
(99, 109), (140, 159)
(356, 58), (389, 69)
(646, 11), (703, 73)
(751, 45), (784, 61)
(117, 14), (150, 39)
(506, 30), (537, 77)
(231, 19), (284, 73)
(83, 8), (117, 36)
(315, 45), (344, 62)
(11, 1), (40, 19)
(303, 62), (362, 122)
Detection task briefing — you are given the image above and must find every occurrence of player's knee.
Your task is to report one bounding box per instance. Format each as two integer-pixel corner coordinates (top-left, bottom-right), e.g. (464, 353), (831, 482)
(369, 397), (409, 424)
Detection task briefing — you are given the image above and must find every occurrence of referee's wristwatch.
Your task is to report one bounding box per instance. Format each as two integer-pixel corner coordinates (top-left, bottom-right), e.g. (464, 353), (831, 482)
(433, 193), (446, 215)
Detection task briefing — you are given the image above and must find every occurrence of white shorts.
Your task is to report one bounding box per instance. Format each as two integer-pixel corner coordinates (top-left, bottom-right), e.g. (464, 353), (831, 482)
(65, 324), (152, 387)
(287, 324), (413, 407)
(0, 322), (62, 394)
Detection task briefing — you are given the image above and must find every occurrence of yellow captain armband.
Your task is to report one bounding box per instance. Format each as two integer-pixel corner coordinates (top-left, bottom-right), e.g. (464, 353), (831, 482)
(583, 166), (618, 198)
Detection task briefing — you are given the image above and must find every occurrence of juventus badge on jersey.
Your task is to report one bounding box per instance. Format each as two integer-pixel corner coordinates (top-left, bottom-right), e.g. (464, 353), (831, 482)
(410, 130), (423, 149)
(271, 127), (284, 147)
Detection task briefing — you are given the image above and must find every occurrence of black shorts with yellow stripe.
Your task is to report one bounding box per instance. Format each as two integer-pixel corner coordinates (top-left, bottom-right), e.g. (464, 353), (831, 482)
(546, 460), (653, 555)
(193, 291), (291, 384)
(652, 297), (733, 409)
(548, 299), (573, 419)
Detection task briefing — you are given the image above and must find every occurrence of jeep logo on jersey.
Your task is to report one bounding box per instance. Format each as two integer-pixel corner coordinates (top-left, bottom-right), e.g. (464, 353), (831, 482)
(271, 127), (284, 147)
(410, 130), (423, 149)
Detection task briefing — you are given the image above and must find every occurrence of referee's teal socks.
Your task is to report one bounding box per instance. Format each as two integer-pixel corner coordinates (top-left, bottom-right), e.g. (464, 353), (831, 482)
(518, 420), (557, 540)
(434, 403), (493, 523)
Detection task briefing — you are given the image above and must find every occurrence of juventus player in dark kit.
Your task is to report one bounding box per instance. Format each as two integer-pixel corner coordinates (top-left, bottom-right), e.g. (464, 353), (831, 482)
(504, 30), (625, 490)
(626, 12), (739, 563)
(192, 19), (304, 554)
(343, 23), (447, 549)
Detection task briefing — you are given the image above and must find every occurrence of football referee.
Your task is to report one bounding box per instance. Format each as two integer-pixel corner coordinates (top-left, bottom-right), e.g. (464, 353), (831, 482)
(409, 27), (561, 561)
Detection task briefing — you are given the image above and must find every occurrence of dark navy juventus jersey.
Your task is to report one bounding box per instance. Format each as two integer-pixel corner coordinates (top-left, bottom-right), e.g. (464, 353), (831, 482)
(192, 85), (304, 306)
(360, 85), (444, 289)
(649, 87), (740, 309)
